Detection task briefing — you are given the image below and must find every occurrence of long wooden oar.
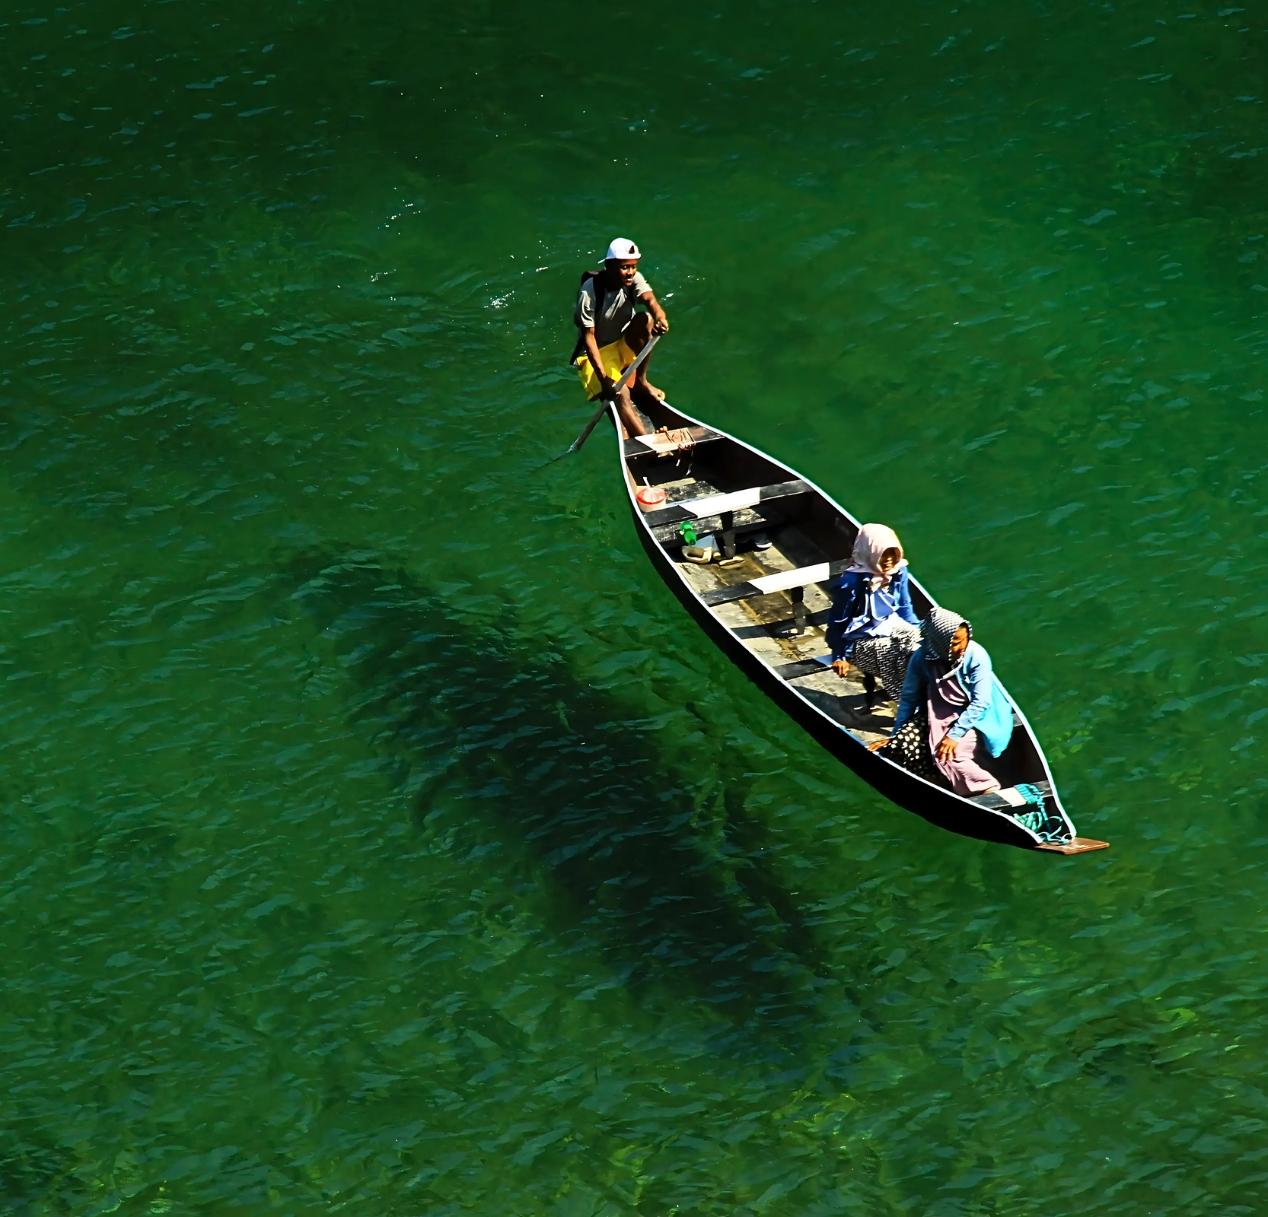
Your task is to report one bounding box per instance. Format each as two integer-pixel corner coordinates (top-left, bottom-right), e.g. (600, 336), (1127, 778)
(556, 333), (662, 459)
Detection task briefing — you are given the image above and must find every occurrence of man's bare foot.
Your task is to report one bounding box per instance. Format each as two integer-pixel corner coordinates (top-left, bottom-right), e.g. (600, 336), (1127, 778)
(634, 379), (667, 404)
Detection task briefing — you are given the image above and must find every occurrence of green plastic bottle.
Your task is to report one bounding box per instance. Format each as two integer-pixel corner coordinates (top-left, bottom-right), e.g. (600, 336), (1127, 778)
(679, 520), (698, 546)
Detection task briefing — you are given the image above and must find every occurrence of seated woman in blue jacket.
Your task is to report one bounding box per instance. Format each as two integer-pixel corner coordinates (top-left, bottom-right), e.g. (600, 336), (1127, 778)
(868, 607), (1014, 796)
(826, 523), (920, 694)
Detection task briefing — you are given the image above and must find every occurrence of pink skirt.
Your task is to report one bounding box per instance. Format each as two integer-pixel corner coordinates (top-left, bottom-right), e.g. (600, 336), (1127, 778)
(928, 679), (1000, 796)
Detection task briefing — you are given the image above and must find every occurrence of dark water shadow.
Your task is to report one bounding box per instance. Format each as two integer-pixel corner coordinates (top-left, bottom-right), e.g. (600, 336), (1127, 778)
(0, 1126), (78, 1217)
(286, 550), (853, 1054)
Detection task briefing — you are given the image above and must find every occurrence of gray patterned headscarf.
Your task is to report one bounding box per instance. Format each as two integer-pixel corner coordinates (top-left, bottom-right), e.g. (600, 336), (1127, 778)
(921, 607), (972, 662)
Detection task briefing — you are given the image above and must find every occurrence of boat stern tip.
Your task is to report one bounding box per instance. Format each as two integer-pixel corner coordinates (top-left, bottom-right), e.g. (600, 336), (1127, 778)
(1035, 836), (1110, 855)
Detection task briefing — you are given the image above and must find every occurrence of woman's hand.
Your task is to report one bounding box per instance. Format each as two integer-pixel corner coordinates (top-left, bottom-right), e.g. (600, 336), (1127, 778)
(936, 736), (959, 762)
(831, 659), (849, 679)
(867, 737), (890, 752)
(652, 310), (670, 335)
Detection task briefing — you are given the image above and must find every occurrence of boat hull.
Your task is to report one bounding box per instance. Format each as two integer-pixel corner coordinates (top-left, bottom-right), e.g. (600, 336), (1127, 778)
(631, 516), (1040, 848)
(612, 400), (1105, 854)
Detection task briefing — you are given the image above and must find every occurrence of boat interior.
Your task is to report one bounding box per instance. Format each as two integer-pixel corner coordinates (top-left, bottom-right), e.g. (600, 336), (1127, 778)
(619, 401), (1064, 821)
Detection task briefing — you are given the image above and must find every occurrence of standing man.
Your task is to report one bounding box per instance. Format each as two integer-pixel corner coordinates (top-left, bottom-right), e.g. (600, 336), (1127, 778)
(572, 238), (670, 438)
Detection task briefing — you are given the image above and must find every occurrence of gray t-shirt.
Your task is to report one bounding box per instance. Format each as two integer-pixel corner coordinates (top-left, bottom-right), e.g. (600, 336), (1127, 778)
(575, 270), (652, 348)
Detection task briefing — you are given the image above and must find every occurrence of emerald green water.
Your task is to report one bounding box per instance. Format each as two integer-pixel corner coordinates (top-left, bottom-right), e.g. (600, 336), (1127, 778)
(4, 1), (1268, 1212)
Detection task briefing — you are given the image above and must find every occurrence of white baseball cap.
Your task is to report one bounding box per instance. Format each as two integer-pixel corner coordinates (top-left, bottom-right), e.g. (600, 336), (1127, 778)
(605, 238), (641, 262)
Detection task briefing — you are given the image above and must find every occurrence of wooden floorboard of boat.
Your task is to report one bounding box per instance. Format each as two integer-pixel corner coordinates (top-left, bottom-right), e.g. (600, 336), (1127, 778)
(670, 529), (892, 744)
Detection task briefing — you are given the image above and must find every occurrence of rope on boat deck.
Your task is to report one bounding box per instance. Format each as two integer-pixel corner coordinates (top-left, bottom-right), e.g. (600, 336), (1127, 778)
(1011, 783), (1071, 844)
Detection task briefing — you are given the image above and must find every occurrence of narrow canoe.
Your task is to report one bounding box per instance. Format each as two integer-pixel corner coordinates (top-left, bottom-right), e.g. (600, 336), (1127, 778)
(613, 400), (1108, 855)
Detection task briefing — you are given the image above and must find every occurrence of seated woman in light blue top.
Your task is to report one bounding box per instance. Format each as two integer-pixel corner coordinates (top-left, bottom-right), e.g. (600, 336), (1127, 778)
(869, 607), (1014, 796)
(825, 523), (920, 680)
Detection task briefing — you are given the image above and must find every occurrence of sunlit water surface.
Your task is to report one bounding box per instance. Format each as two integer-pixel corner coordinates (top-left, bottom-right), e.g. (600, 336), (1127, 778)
(3, 1), (1268, 1214)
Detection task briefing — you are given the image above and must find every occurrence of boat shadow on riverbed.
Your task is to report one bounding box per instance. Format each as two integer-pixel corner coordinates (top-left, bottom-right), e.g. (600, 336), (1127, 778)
(287, 550), (852, 1048)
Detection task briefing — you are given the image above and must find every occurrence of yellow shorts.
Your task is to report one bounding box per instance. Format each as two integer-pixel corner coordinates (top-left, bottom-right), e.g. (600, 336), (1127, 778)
(574, 336), (636, 401)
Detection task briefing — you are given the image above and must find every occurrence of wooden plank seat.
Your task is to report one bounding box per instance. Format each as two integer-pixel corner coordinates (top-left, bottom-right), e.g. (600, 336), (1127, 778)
(774, 656), (833, 681)
(651, 515), (775, 546)
(623, 427), (723, 459)
(641, 479), (811, 528)
(698, 559), (851, 608)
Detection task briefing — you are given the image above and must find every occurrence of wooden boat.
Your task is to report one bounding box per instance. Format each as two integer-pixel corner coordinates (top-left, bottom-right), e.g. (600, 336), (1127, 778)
(612, 400), (1108, 855)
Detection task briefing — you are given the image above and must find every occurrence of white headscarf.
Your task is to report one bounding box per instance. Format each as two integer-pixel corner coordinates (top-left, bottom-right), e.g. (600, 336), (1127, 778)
(847, 522), (907, 591)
